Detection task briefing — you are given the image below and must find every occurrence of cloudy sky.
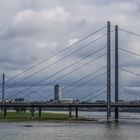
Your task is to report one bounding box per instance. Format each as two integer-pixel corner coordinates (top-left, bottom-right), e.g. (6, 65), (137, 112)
(0, 0), (140, 101)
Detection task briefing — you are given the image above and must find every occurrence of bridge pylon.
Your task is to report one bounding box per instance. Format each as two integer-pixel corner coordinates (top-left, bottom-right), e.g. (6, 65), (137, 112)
(107, 21), (111, 122)
(2, 73), (5, 103)
(115, 25), (119, 122)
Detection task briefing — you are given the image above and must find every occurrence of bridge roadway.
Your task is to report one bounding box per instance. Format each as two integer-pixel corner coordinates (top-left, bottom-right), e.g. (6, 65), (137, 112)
(0, 103), (140, 108)
(1, 103), (140, 121)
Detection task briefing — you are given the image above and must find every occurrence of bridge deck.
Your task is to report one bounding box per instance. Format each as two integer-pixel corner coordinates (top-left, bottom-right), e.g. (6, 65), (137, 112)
(0, 103), (140, 108)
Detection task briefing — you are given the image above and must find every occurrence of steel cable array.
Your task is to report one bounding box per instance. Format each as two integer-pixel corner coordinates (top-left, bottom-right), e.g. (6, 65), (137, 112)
(6, 25), (108, 100)
(10, 52), (106, 99)
(6, 26), (106, 83)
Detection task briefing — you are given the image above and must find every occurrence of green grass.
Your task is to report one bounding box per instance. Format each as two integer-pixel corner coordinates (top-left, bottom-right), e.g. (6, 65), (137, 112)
(0, 111), (88, 122)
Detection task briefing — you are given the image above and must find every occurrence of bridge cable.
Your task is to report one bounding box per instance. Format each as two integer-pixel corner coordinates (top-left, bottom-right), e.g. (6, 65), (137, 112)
(6, 46), (106, 96)
(119, 28), (140, 38)
(119, 67), (140, 78)
(7, 44), (106, 88)
(39, 66), (106, 99)
(22, 66), (106, 99)
(6, 26), (106, 83)
(119, 48), (140, 58)
(86, 90), (106, 101)
(27, 72), (106, 100)
(6, 46), (106, 97)
(80, 86), (106, 101)
(8, 53), (107, 99)
(61, 72), (106, 98)
(120, 87), (140, 98)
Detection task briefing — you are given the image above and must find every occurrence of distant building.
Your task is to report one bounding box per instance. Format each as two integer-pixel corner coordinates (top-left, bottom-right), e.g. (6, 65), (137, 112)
(15, 98), (26, 103)
(54, 84), (62, 101)
(61, 98), (73, 103)
(119, 100), (125, 103)
(95, 100), (106, 104)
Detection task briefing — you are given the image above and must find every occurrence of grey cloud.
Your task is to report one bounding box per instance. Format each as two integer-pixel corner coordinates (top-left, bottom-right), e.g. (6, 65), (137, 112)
(0, 0), (140, 100)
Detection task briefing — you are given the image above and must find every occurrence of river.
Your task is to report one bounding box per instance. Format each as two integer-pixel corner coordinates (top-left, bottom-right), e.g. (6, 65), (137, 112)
(0, 112), (140, 140)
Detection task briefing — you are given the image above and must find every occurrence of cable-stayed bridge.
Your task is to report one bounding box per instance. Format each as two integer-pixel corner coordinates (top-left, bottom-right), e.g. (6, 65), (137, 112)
(1, 21), (140, 122)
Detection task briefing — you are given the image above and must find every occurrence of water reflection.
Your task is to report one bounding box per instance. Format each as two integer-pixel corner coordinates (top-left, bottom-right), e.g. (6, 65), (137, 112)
(0, 111), (140, 140)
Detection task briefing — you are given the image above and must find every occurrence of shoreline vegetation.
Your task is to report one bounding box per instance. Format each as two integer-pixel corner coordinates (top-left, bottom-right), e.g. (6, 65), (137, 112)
(0, 112), (93, 122)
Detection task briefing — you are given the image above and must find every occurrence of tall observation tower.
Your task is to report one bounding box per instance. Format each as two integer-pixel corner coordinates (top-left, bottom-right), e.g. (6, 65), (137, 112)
(54, 84), (62, 101)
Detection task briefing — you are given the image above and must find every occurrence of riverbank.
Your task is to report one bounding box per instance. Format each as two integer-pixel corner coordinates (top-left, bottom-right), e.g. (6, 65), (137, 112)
(0, 112), (90, 122)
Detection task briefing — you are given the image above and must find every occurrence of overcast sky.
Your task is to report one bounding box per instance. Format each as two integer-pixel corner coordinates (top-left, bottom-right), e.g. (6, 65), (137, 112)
(0, 0), (140, 101)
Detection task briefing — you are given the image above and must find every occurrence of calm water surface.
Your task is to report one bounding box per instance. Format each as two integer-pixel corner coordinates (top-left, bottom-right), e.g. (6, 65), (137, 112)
(0, 112), (140, 140)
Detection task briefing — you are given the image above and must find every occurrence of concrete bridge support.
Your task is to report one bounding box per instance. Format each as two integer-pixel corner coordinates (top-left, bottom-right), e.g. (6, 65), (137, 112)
(69, 107), (72, 119)
(31, 107), (34, 118)
(75, 107), (78, 119)
(39, 107), (42, 119)
(4, 107), (7, 118)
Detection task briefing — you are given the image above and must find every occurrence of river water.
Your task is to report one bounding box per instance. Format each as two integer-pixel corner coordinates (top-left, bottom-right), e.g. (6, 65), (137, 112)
(0, 112), (140, 140)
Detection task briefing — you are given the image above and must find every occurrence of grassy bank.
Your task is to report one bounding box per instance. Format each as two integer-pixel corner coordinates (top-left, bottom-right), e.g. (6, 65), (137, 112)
(0, 112), (88, 122)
